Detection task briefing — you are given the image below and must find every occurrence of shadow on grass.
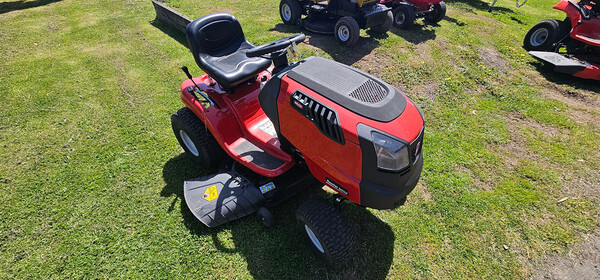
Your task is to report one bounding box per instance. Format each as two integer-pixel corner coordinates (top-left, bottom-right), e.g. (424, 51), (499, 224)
(161, 153), (395, 279)
(390, 24), (437, 44)
(270, 23), (384, 66)
(150, 19), (189, 49)
(531, 62), (600, 93)
(0, 0), (62, 14)
(452, 0), (515, 13)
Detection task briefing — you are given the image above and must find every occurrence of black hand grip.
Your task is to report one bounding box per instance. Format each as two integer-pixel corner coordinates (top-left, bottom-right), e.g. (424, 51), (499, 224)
(180, 65), (193, 80)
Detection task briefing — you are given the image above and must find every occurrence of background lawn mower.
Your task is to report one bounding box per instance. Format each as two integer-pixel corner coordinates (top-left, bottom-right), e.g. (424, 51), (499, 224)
(169, 13), (425, 267)
(379, 0), (446, 29)
(278, 0), (393, 45)
(523, 0), (600, 81)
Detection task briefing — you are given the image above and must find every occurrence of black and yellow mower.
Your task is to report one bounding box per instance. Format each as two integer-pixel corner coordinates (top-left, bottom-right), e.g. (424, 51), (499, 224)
(279, 0), (393, 45)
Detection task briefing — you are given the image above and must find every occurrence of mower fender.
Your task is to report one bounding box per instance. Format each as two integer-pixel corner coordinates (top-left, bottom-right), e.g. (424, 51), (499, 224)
(361, 4), (392, 28)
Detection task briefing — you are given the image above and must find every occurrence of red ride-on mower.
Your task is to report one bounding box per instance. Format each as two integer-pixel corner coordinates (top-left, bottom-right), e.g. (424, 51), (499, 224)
(523, 0), (600, 81)
(278, 0), (393, 45)
(171, 13), (424, 266)
(379, 0), (446, 29)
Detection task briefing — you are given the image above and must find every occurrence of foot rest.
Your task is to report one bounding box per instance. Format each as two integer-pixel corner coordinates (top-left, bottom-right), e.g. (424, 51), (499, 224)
(184, 172), (264, 228)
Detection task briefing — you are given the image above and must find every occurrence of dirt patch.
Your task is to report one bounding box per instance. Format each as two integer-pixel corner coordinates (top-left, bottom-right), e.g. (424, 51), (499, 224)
(533, 235), (600, 280)
(495, 113), (558, 171)
(411, 82), (440, 101)
(455, 165), (494, 191)
(479, 48), (511, 73)
(537, 78), (600, 114)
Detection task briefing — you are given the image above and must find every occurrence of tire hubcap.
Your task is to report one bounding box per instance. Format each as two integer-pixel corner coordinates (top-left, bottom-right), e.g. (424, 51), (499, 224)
(281, 4), (291, 21)
(530, 28), (549, 47)
(179, 130), (199, 156)
(305, 225), (325, 253)
(338, 25), (350, 42)
(396, 13), (405, 25)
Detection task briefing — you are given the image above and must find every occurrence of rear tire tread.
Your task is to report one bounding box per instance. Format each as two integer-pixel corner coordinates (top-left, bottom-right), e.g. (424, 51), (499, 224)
(296, 198), (355, 268)
(171, 107), (224, 169)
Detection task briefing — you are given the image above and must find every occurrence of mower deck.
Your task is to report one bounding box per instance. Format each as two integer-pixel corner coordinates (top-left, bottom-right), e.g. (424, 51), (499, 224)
(529, 51), (600, 80)
(184, 171), (264, 228)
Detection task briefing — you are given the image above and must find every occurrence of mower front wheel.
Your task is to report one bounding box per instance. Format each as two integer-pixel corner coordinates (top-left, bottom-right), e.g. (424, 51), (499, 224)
(171, 107), (224, 169)
(392, 5), (416, 29)
(296, 198), (355, 268)
(424, 2), (446, 24)
(280, 0), (302, 25)
(335, 17), (360, 46)
(370, 11), (393, 34)
(523, 19), (561, 51)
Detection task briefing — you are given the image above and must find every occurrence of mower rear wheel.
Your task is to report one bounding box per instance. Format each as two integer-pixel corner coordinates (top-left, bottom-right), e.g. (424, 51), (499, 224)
(171, 107), (224, 169)
(523, 19), (561, 51)
(257, 207), (275, 227)
(370, 11), (393, 34)
(296, 198), (355, 268)
(393, 5), (416, 29)
(424, 2), (446, 24)
(280, 0), (302, 25)
(335, 17), (360, 46)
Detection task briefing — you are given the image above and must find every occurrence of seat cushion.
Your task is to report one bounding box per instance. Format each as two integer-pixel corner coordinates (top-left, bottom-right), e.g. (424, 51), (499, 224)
(186, 13), (272, 89)
(198, 46), (271, 88)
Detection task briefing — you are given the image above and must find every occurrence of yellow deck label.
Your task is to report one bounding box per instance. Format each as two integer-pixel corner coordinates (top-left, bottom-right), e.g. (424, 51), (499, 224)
(202, 185), (219, 201)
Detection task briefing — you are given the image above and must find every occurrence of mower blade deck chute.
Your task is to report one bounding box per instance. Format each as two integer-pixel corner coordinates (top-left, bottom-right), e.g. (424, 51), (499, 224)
(184, 172), (264, 228)
(528, 51), (587, 75)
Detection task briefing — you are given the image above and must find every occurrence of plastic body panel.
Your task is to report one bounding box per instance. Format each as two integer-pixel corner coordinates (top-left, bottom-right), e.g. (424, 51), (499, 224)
(277, 72), (424, 207)
(554, 0), (600, 47)
(180, 71), (295, 177)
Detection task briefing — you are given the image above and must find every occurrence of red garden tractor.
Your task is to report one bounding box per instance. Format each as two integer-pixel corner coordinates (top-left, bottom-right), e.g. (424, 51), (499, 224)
(523, 0), (600, 80)
(278, 0), (393, 45)
(379, 0), (447, 29)
(171, 13), (425, 267)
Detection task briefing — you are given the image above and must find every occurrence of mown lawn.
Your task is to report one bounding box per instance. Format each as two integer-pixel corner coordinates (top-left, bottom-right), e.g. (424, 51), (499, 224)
(1, 0), (599, 279)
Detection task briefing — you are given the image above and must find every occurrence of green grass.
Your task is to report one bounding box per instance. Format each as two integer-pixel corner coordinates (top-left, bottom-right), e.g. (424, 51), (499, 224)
(1, 0), (599, 279)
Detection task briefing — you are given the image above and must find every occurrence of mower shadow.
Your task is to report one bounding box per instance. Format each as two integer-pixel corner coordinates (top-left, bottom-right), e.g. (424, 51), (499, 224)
(270, 23), (385, 66)
(390, 24), (437, 44)
(162, 153), (395, 279)
(0, 0), (62, 14)
(451, 0), (515, 13)
(532, 62), (600, 93)
(150, 19), (190, 49)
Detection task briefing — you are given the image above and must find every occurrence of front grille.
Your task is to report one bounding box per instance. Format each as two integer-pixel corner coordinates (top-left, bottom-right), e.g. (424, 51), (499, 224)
(349, 79), (388, 103)
(291, 91), (344, 144)
(409, 129), (424, 163)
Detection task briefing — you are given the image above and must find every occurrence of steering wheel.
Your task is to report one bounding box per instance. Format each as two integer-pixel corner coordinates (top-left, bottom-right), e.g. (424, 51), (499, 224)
(246, 34), (306, 58)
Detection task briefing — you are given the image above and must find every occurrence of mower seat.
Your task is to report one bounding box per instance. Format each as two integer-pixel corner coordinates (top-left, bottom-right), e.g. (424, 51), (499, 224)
(186, 13), (271, 89)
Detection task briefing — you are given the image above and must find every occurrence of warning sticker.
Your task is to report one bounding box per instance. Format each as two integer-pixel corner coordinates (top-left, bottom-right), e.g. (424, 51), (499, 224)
(258, 119), (277, 138)
(202, 185), (219, 201)
(259, 182), (276, 194)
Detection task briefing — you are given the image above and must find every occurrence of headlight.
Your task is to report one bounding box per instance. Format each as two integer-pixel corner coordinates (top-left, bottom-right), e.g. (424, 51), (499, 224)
(371, 131), (409, 172)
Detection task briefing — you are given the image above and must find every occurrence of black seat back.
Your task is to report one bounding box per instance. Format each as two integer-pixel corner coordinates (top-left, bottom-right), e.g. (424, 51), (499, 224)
(186, 13), (246, 61)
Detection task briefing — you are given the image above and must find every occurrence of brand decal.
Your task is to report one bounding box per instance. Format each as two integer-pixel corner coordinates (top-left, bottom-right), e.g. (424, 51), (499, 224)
(293, 100), (304, 109)
(414, 141), (421, 157)
(326, 178), (349, 195)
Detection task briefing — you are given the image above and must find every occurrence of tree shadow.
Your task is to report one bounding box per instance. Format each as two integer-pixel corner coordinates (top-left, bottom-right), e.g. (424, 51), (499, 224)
(161, 153), (395, 279)
(531, 62), (600, 93)
(0, 0), (63, 14)
(150, 19), (190, 49)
